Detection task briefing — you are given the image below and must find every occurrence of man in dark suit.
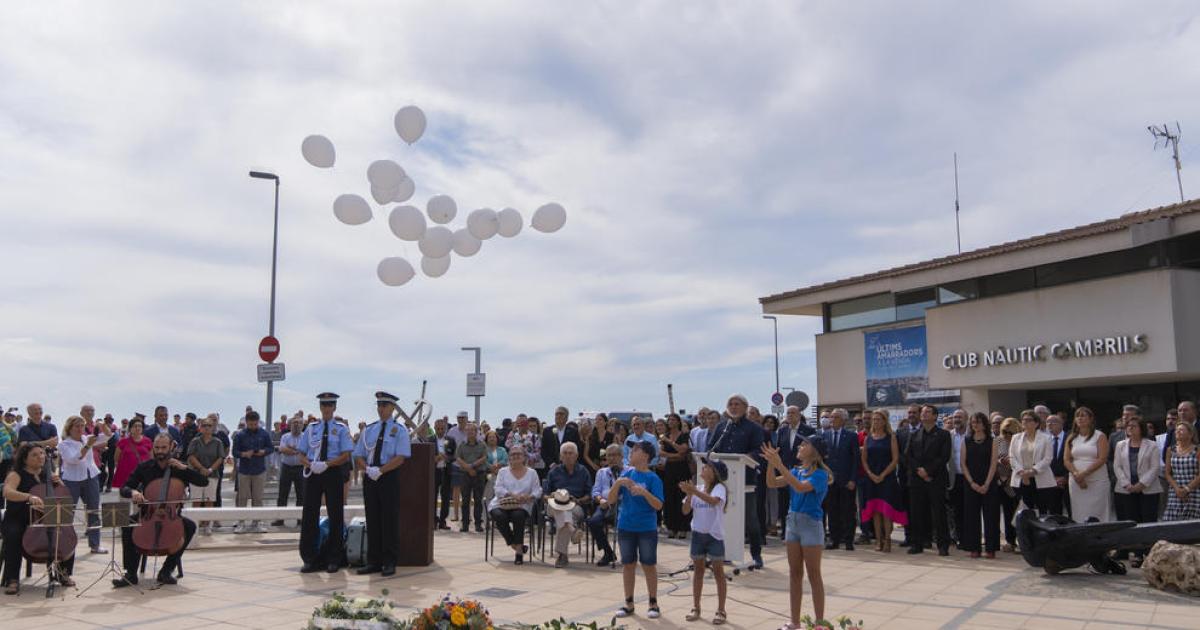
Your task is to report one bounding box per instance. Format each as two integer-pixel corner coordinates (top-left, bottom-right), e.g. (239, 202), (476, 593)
(822, 408), (861, 551)
(776, 406), (814, 538)
(1047, 413), (1069, 517)
(906, 404), (952, 556)
(541, 406), (582, 469)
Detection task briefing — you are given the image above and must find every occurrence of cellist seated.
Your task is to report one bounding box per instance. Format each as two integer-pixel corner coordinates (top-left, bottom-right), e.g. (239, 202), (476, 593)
(2, 443), (74, 595)
(113, 434), (207, 588)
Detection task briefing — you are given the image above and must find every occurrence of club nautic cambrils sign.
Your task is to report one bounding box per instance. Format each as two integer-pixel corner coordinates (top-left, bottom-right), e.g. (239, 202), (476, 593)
(942, 334), (1148, 370)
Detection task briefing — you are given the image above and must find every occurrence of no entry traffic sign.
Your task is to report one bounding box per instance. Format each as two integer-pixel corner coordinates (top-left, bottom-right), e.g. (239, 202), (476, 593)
(771, 392), (784, 406)
(259, 336), (281, 363)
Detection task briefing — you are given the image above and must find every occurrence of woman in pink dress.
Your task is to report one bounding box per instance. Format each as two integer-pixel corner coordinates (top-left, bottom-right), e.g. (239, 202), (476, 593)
(112, 416), (151, 489)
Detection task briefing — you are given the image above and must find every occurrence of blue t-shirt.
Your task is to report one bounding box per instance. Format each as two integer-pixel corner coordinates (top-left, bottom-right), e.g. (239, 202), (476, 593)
(788, 466), (829, 520)
(616, 468), (664, 533)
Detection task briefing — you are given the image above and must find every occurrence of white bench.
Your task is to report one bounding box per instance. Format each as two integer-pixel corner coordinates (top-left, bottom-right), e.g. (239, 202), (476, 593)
(185, 505), (365, 520)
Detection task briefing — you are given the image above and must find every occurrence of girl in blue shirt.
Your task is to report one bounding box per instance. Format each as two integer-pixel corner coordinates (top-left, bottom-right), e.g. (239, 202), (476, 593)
(763, 435), (832, 628)
(608, 441), (664, 619)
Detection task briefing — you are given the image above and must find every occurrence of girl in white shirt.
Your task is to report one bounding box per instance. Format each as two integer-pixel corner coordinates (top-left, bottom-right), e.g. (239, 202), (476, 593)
(680, 459), (729, 625)
(60, 415), (107, 553)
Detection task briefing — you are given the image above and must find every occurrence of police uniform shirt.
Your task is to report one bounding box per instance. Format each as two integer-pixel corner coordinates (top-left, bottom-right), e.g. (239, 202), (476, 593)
(352, 419), (412, 465)
(303, 419), (354, 462)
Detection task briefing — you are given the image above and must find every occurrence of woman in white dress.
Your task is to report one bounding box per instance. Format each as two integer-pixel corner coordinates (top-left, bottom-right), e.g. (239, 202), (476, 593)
(1063, 406), (1114, 523)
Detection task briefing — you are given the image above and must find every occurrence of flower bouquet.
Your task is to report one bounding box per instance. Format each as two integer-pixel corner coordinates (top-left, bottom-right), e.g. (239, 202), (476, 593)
(789, 615), (865, 630)
(310, 592), (403, 630)
(400, 594), (494, 630)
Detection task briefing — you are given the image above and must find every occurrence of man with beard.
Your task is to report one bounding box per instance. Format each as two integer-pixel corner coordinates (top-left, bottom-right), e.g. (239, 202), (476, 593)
(113, 434), (208, 588)
(709, 394), (765, 568)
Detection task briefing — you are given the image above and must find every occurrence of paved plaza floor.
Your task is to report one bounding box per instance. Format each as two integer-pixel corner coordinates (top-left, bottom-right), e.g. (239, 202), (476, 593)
(1, 522), (1195, 630)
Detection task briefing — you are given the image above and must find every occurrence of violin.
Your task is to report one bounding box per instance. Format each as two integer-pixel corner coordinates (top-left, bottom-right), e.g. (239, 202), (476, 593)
(132, 462), (187, 556)
(22, 449), (78, 564)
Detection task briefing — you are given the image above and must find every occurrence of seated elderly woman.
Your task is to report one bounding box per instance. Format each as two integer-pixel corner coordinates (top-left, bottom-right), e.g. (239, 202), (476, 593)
(544, 441), (593, 568)
(487, 445), (542, 565)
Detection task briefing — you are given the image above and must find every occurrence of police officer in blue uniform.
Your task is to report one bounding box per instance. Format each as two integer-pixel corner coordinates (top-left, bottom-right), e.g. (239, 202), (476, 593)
(353, 391), (412, 576)
(299, 392), (354, 573)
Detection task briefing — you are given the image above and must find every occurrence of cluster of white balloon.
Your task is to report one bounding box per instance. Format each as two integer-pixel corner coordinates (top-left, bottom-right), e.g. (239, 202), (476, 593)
(300, 105), (568, 287)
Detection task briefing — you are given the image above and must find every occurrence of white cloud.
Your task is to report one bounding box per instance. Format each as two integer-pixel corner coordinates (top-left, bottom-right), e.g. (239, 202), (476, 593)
(1, 2), (1197, 422)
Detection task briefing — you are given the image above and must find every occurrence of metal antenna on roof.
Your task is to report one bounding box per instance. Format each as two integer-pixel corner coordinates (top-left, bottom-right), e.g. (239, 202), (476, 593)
(1148, 122), (1184, 202)
(954, 152), (962, 254)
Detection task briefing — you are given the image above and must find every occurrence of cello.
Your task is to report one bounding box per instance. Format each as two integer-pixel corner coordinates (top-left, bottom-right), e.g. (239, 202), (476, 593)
(132, 463), (187, 557)
(21, 448), (77, 595)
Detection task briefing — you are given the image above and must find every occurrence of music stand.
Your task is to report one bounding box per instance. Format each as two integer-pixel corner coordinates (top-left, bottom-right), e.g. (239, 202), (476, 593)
(28, 497), (76, 598)
(78, 502), (141, 596)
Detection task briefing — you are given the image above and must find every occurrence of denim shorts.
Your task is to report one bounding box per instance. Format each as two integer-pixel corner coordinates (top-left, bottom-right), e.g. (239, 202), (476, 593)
(617, 530), (658, 566)
(689, 531), (725, 561)
(785, 512), (825, 546)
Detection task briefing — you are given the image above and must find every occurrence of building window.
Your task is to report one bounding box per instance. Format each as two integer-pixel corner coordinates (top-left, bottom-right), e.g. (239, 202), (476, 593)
(979, 268), (1036, 298)
(1035, 244), (1160, 288)
(938, 279), (978, 304)
(829, 293), (895, 331)
(895, 287), (937, 320)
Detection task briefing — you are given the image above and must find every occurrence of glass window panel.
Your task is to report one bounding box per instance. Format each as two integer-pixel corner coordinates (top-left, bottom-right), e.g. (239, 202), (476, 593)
(895, 288), (937, 320)
(829, 293), (895, 331)
(938, 279), (978, 304)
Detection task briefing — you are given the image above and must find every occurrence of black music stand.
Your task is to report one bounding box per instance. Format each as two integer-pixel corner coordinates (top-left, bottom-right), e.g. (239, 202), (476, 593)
(78, 502), (140, 596)
(27, 497), (76, 598)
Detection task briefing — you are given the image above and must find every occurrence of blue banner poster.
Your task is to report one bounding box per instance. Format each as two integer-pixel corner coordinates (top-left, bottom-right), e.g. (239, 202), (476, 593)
(865, 325), (930, 407)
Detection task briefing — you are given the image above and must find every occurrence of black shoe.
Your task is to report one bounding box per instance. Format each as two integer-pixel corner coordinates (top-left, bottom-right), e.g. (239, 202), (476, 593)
(825, 542), (838, 550)
(156, 573), (178, 586)
(907, 546), (924, 555)
(437, 521), (451, 530)
(597, 551), (615, 567)
(475, 525), (484, 533)
(460, 525), (469, 533)
(112, 574), (138, 588)
(514, 554), (524, 565)
(898, 540), (912, 547)
(937, 547), (950, 557)
(326, 563), (340, 573)
(844, 542), (855, 551)
(751, 557), (764, 570)
(356, 565), (381, 575)
(300, 563), (321, 573)
(380, 564), (395, 577)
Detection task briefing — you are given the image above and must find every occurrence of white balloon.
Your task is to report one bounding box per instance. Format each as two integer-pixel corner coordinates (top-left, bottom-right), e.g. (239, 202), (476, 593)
(451, 229), (482, 257)
(388, 205), (426, 241)
(497, 207), (523, 238)
(367, 160), (406, 190)
(301, 135), (335, 168)
(332, 194), (372, 225)
(377, 257), (415, 287)
(421, 255), (451, 278)
(426, 195), (457, 224)
(394, 105), (427, 144)
(370, 183), (399, 205)
(531, 202), (567, 233)
(392, 176), (415, 203)
(418, 225), (454, 258)
(466, 208), (500, 240)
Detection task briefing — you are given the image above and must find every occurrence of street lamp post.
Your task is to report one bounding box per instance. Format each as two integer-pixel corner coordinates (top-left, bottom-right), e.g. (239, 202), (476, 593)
(462, 346), (482, 422)
(762, 315), (780, 395)
(250, 170), (280, 428)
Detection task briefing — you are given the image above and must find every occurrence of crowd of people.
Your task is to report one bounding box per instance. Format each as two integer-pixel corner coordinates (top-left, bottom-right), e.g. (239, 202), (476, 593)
(3, 395), (1199, 627)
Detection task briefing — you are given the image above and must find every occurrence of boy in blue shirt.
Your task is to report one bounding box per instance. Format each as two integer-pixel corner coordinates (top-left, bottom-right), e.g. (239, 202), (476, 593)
(608, 441), (664, 619)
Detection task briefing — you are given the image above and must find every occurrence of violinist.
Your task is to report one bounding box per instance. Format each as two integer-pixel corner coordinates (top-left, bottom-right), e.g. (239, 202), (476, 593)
(113, 434), (208, 588)
(3, 443), (73, 594)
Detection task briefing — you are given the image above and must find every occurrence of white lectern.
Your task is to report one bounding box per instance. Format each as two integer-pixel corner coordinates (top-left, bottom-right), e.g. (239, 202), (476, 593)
(693, 452), (759, 567)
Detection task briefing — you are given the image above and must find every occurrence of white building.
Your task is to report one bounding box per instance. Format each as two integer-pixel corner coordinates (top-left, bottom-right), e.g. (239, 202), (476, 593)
(760, 199), (1200, 429)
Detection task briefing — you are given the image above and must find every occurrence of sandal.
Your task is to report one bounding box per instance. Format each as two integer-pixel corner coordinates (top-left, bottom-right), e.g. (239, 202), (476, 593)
(714, 610), (727, 625)
(4, 582), (18, 595)
(686, 608), (702, 622)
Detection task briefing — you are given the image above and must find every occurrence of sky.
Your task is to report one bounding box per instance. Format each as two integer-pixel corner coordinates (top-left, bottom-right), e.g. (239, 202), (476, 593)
(1, 2), (1197, 425)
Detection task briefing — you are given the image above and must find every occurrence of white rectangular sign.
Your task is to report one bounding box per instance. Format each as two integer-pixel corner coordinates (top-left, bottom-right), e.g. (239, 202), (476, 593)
(466, 372), (486, 396)
(257, 362), (286, 383)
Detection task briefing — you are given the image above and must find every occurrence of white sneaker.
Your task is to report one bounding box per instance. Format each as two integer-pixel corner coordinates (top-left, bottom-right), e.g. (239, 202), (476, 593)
(90, 546), (108, 554)
(647, 606), (661, 619)
(615, 605), (633, 618)
(203, 524), (213, 536)
(255, 523), (268, 533)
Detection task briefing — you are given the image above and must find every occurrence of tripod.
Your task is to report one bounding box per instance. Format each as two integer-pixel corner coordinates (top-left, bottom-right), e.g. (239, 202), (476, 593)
(78, 503), (141, 596)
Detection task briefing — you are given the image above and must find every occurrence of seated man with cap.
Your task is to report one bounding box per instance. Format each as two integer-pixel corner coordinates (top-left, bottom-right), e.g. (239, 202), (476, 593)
(353, 391), (412, 576)
(543, 441), (592, 568)
(299, 392), (354, 573)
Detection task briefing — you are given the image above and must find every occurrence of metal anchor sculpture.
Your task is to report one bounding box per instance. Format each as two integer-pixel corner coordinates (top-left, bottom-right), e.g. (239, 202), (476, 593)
(1016, 508), (1200, 575)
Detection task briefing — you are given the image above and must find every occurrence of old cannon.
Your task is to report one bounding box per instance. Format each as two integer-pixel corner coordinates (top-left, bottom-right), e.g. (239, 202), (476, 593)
(1016, 508), (1200, 575)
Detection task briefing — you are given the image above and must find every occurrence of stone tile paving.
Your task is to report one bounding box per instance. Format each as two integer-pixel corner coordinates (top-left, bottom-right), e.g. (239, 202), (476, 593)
(0, 529), (1194, 629)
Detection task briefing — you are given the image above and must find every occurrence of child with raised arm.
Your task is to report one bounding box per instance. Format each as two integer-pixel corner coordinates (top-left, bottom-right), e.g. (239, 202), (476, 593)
(610, 441), (664, 619)
(680, 458), (729, 625)
(763, 435), (831, 628)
